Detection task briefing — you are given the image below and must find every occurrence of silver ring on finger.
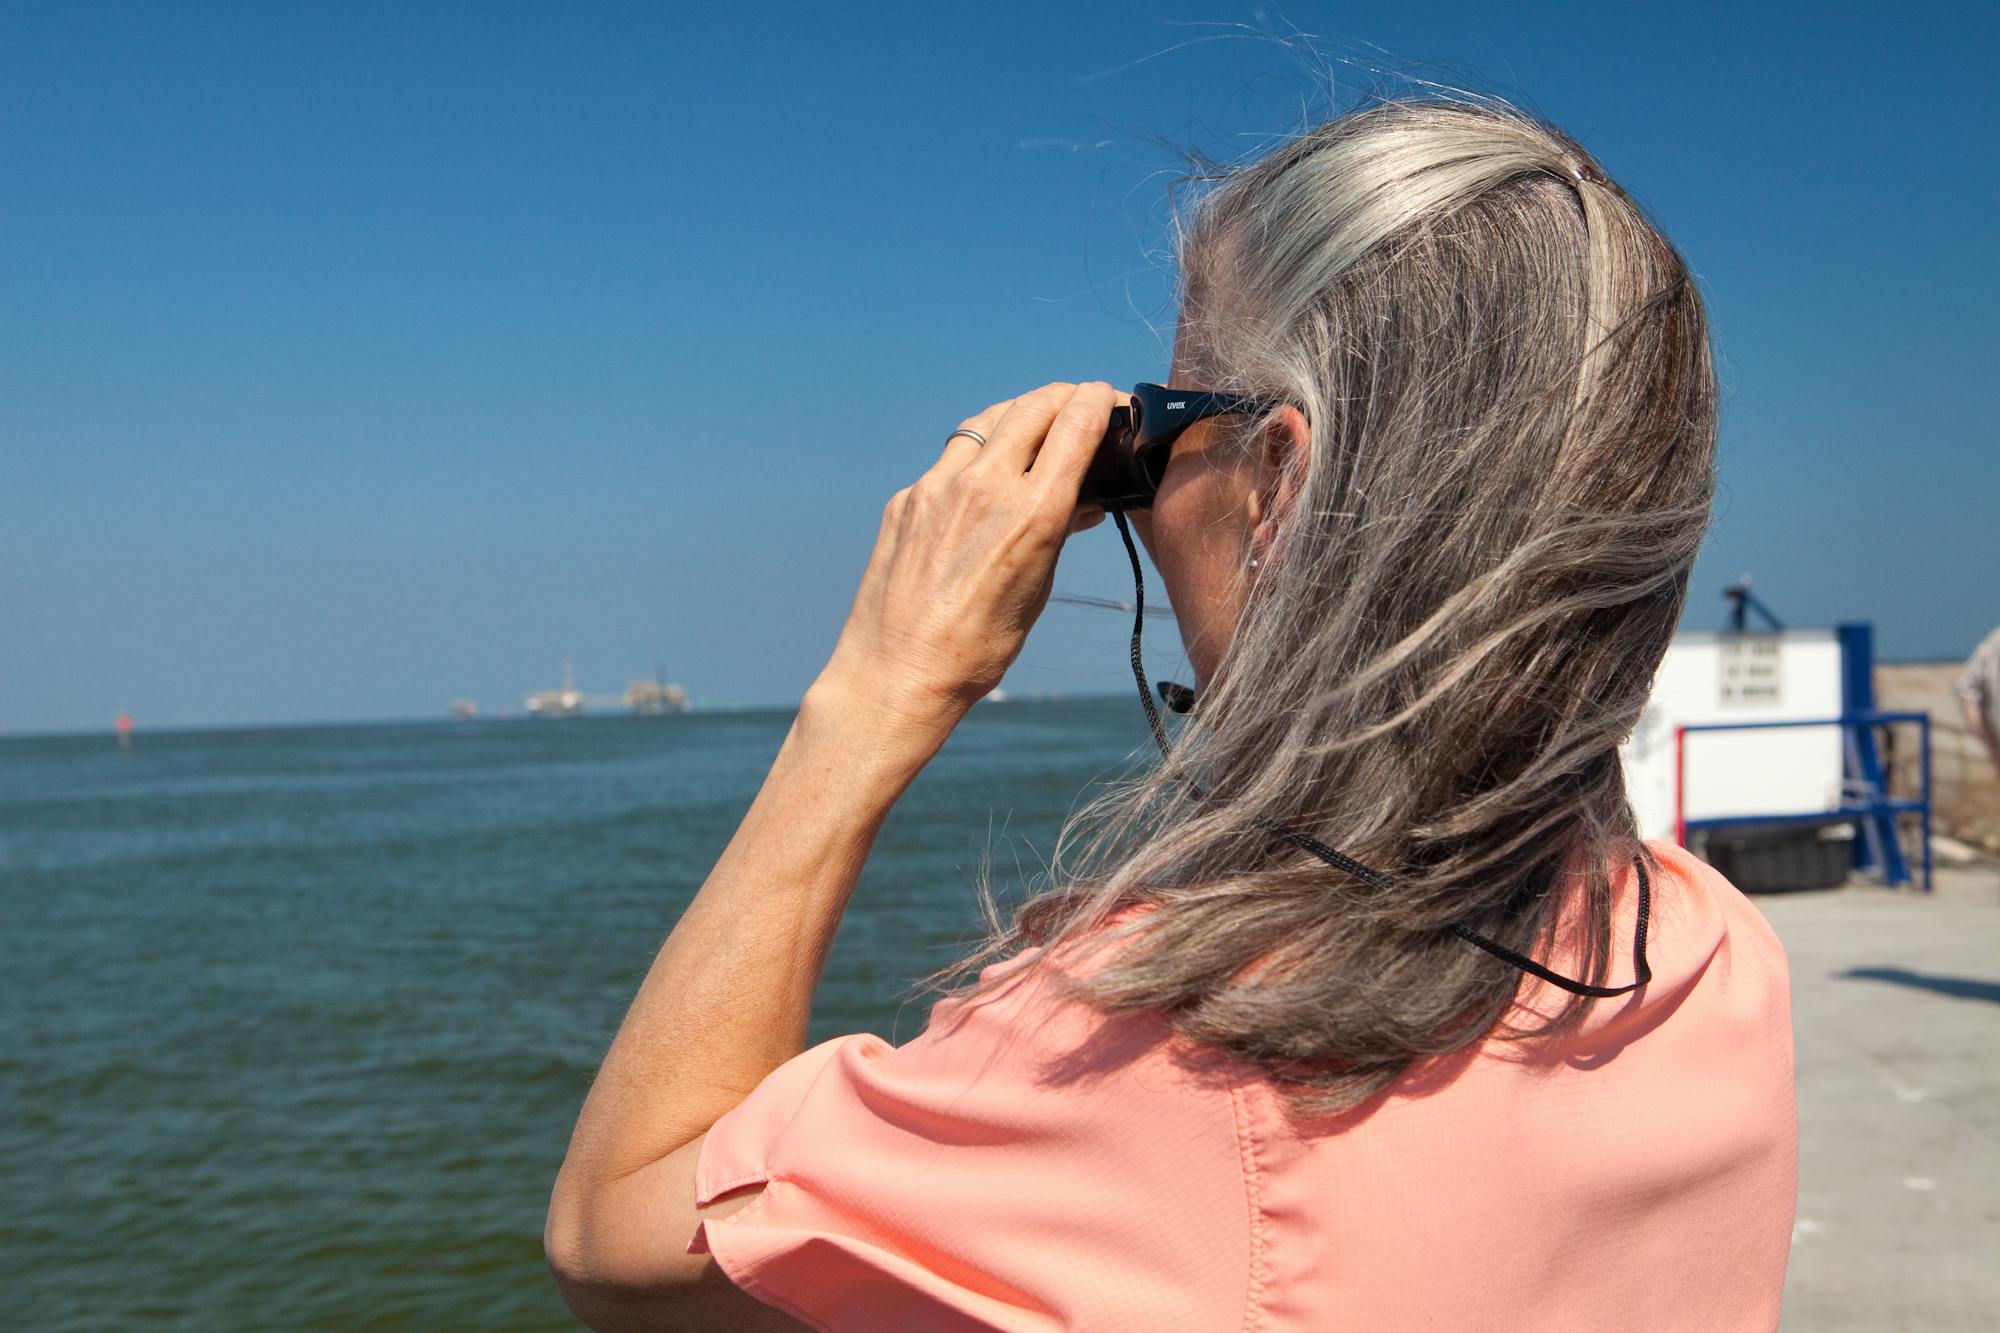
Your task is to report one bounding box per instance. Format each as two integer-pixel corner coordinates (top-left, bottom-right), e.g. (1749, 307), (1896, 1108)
(946, 428), (987, 447)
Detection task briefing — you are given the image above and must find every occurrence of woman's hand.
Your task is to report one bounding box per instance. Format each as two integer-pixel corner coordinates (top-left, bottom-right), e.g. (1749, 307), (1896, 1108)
(810, 380), (1116, 759)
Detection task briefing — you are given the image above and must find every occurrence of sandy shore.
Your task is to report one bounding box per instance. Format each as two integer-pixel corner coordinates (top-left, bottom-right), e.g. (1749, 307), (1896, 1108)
(1876, 662), (2000, 853)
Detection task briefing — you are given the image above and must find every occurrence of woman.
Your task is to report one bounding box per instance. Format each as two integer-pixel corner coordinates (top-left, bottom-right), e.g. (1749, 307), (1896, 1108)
(1957, 624), (2000, 780)
(545, 98), (1798, 1331)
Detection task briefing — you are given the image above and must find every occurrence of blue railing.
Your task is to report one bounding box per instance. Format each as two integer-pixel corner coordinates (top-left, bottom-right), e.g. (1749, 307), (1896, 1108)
(1675, 710), (1932, 891)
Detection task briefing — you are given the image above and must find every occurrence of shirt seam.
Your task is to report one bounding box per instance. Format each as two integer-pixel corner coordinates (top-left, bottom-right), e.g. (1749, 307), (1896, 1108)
(699, 1184), (834, 1333)
(1229, 1076), (1270, 1331)
(701, 1167), (776, 1202)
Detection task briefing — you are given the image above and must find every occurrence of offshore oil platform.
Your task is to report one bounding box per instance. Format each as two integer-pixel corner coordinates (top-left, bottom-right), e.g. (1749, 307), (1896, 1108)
(517, 661), (688, 719)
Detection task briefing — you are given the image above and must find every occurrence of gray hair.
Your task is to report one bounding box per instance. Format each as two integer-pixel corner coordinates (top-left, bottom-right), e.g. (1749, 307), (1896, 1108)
(922, 97), (1717, 1123)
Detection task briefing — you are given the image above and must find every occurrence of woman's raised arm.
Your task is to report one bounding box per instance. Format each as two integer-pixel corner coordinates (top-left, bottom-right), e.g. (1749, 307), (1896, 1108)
(544, 677), (939, 1327)
(544, 382), (1115, 1325)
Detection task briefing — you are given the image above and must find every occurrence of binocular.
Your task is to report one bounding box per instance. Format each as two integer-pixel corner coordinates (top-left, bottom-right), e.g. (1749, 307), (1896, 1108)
(1076, 383), (1282, 510)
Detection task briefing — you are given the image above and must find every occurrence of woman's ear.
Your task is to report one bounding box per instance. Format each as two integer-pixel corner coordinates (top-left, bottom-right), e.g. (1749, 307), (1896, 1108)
(1244, 404), (1311, 556)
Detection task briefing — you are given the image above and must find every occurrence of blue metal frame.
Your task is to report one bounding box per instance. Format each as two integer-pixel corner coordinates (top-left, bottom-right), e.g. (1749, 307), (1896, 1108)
(1836, 622), (1904, 882)
(1677, 709), (1934, 891)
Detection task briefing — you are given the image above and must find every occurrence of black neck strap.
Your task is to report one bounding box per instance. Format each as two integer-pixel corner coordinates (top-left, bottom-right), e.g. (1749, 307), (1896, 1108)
(1107, 508), (1651, 1000)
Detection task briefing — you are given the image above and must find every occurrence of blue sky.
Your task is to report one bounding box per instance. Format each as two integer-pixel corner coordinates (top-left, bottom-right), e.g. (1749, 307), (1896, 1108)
(3, 1), (1994, 733)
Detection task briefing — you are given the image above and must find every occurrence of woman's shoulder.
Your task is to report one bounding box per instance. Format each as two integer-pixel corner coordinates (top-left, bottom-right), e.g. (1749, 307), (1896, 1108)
(1643, 836), (1793, 996)
(914, 901), (1242, 1101)
(695, 903), (1256, 1331)
(1497, 838), (1789, 1032)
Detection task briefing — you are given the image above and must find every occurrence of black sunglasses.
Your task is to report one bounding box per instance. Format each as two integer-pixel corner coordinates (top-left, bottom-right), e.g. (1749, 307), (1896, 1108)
(1078, 383), (1286, 510)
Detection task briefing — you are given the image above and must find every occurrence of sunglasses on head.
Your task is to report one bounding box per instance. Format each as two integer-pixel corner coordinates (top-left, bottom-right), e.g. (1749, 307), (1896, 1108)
(1078, 383), (1287, 510)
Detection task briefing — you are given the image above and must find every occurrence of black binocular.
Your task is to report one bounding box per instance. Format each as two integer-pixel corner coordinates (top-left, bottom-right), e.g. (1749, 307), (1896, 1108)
(1076, 383), (1282, 510)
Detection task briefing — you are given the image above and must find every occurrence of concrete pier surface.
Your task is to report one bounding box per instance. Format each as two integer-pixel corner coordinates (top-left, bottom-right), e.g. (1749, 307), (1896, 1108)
(1758, 853), (2000, 1331)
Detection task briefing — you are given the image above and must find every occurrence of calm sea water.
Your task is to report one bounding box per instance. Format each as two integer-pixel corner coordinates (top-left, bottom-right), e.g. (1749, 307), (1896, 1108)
(1, 697), (1156, 1329)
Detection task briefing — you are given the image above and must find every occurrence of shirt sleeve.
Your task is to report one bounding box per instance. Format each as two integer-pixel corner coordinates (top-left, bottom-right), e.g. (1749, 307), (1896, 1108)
(1957, 628), (2000, 708)
(683, 937), (1252, 1332)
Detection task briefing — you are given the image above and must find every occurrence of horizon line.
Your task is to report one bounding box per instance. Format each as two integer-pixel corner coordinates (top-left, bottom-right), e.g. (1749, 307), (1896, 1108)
(0, 690), (1145, 744)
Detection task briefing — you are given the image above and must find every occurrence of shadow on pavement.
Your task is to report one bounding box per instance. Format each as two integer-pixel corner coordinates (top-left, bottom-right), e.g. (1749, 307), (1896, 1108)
(1837, 966), (2000, 1005)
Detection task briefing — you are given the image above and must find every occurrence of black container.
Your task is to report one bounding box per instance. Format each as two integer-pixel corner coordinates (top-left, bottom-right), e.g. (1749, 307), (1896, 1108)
(1695, 822), (1855, 893)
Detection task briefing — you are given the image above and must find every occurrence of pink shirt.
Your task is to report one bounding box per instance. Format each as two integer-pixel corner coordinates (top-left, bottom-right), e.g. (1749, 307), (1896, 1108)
(687, 838), (1798, 1330)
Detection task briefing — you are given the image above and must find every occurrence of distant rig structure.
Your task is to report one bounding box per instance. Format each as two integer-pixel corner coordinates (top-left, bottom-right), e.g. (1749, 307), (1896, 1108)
(454, 589), (1155, 721)
(449, 660), (688, 720)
